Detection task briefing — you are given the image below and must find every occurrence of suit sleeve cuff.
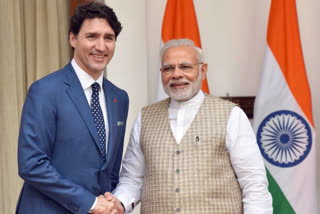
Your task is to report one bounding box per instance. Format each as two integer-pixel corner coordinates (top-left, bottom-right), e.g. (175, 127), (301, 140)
(89, 197), (97, 213)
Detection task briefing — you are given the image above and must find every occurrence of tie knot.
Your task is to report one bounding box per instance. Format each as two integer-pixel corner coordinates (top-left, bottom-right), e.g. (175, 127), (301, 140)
(92, 82), (100, 93)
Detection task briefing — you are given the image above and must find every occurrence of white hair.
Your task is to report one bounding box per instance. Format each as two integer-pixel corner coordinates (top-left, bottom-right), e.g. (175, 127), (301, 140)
(160, 39), (205, 63)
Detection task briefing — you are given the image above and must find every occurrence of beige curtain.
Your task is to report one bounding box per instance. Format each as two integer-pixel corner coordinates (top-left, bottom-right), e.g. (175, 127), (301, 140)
(0, 0), (71, 212)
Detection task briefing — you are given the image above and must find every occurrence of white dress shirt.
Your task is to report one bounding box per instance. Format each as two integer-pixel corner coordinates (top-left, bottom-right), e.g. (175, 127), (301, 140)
(114, 90), (273, 213)
(71, 59), (109, 147)
(71, 59), (108, 211)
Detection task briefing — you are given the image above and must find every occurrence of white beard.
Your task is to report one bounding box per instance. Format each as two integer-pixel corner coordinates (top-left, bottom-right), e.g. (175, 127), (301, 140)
(163, 70), (202, 102)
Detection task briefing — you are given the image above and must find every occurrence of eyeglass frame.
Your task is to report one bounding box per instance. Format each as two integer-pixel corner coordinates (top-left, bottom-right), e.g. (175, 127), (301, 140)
(160, 62), (204, 74)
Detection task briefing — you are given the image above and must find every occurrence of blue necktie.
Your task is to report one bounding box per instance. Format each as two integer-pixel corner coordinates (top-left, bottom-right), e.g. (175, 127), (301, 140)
(91, 82), (106, 162)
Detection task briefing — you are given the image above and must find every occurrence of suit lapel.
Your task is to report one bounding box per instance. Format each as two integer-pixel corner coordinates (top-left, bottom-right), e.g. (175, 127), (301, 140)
(63, 63), (104, 155)
(103, 79), (117, 164)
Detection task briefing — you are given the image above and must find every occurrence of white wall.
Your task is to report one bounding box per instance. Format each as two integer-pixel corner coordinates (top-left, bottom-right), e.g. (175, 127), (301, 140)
(106, 1), (320, 213)
(106, 0), (148, 144)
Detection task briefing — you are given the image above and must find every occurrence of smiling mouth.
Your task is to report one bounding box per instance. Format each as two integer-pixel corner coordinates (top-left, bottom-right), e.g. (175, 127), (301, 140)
(92, 54), (106, 58)
(170, 82), (189, 90)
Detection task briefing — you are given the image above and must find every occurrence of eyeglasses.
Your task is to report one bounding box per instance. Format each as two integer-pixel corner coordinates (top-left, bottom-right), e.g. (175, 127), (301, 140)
(160, 62), (203, 74)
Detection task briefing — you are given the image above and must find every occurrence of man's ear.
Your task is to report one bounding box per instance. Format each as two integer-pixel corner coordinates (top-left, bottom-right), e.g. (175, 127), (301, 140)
(200, 63), (208, 80)
(69, 32), (76, 49)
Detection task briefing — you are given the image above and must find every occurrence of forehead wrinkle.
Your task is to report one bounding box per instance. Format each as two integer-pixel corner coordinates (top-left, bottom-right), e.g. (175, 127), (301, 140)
(162, 48), (197, 66)
(80, 18), (115, 36)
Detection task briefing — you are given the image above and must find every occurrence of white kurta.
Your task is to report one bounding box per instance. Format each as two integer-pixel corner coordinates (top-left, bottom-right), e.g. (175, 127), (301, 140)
(114, 91), (272, 214)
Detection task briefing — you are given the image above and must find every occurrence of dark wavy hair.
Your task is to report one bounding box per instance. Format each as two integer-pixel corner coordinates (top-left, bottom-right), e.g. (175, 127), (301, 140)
(69, 1), (122, 39)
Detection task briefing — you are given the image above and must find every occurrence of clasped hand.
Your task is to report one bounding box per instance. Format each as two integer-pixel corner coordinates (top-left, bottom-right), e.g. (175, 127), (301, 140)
(91, 192), (124, 214)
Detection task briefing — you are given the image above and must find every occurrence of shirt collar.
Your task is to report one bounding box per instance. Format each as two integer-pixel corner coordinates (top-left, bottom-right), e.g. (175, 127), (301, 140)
(169, 90), (205, 109)
(71, 58), (104, 91)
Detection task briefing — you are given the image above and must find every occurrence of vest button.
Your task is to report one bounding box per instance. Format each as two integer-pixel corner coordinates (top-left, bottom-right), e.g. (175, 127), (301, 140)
(175, 168), (180, 173)
(175, 188), (180, 192)
(176, 150), (180, 155)
(176, 208), (181, 212)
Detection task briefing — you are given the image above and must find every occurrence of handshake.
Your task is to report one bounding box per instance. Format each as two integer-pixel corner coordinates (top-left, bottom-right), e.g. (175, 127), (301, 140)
(90, 192), (124, 214)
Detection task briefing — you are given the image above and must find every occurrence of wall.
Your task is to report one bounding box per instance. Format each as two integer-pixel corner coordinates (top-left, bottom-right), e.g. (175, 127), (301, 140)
(106, 1), (320, 213)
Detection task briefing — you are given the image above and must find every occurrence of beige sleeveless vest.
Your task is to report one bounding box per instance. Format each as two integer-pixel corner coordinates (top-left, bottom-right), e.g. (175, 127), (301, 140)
(140, 95), (243, 214)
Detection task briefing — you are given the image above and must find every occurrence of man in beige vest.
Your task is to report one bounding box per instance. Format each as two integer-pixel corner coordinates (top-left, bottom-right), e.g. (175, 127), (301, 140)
(113, 39), (272, 213)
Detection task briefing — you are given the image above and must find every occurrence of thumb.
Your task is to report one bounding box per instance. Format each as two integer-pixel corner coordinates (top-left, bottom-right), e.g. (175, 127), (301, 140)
(104, 192), (114, 201)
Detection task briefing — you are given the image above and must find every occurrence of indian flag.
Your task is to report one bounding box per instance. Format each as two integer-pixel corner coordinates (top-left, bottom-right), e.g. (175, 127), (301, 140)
(253, 0), (317, 213)
(157, 0), (209, 101)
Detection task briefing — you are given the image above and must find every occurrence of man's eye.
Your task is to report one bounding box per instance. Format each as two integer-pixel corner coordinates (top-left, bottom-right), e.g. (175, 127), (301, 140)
(164, 66), (175, 72)
(105, 35), (115, 41)
(180, 65), (192, 70)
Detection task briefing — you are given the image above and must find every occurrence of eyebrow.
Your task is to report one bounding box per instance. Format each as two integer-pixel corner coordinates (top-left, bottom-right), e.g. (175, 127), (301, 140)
(104, 33), (115, 38)
(84, 32), (115, 37)
(162, 61), (193, 66)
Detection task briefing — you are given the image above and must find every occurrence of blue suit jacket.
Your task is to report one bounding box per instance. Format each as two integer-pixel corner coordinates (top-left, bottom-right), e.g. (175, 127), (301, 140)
(16, 62), (129, 214)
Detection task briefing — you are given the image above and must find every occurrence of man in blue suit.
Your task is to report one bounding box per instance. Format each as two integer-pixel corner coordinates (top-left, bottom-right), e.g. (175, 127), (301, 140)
(16, 2), (128, 214)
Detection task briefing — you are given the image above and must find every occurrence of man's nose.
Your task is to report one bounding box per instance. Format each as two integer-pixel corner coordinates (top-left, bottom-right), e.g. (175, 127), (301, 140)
(171, 66), (184, 77)
(95, 38), (106, 51)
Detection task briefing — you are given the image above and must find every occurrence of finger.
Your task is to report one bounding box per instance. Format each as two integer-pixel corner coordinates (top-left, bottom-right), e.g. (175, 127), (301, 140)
(115, 201), (123, 212)
(111, 209), (119, 214)
(118, 205), (124, 213)
(106, 202), (117, 213)
(104, 192), (114, 201)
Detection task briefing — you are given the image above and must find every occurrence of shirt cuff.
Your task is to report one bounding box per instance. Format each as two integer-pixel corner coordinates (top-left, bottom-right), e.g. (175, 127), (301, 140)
(122, 202), (134, 213)
(89, 197), (97, 213)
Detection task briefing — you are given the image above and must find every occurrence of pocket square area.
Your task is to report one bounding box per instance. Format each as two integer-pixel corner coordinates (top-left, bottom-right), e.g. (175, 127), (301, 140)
(117, 121), (124, 126)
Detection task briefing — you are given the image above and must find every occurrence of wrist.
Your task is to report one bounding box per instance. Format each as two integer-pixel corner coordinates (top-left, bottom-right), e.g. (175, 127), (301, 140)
(120, 201), (126, 212)
(89, 197), (97, 213)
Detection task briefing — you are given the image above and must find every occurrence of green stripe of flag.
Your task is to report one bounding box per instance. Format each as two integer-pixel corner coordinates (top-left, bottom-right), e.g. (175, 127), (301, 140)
(266, 169), (295, 214)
